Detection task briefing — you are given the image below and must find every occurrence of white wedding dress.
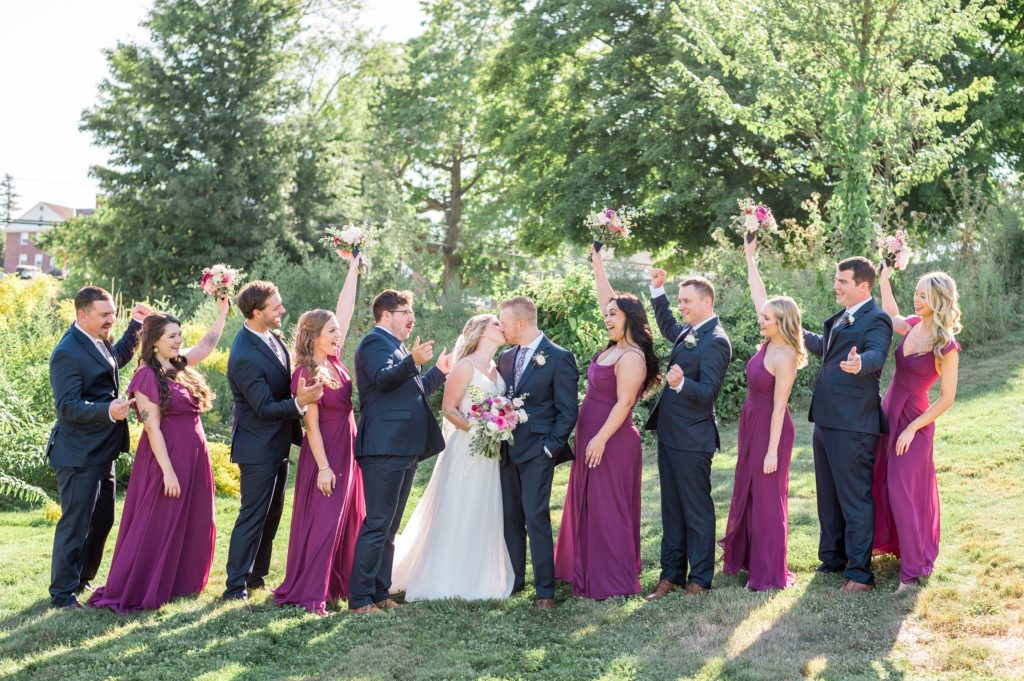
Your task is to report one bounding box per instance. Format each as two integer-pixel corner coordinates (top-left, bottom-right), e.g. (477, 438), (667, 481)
(391, 367), (515, 601)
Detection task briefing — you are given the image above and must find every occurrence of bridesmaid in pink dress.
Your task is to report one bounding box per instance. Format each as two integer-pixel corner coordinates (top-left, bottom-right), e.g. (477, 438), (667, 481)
(872, 264), (961, 591)
(274, 253), (366, 615)
(719, 237), (806, 591)
(90, 297), (230, 612)
(554, 245), (660, 599)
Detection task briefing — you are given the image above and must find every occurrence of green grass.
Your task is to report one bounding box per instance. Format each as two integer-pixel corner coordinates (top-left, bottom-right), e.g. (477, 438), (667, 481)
(1, 331), (1022, 681)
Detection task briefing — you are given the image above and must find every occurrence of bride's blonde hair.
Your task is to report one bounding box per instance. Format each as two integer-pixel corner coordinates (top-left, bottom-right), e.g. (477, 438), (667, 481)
(453, 314), (497, 362)
(919, 272), (962, 358)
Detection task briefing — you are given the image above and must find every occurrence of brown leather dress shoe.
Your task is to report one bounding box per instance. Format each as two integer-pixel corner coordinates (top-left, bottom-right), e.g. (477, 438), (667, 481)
(840, 579), (875, 594)
(350, 604), (382, 615)
(645, 579), (680, 602)
(374, 598), (400, 609)
(534, 598), (555, 610)
(684, 582), (710, 595)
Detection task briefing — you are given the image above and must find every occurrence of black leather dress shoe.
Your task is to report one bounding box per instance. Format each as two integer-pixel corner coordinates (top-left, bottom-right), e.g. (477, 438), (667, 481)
(815, 564), (844, 574)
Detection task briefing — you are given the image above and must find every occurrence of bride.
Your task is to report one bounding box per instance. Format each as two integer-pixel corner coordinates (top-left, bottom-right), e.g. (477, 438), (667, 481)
(390, 313), (515, 601)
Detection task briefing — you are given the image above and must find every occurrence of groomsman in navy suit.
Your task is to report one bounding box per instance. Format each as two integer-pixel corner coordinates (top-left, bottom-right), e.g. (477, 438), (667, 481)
(803, 257), (893, 592)
(47, 286), (150, 609)
(224, 281), (324, 601)
(645, 271), (732, 600)
(348, 289), (451, 614)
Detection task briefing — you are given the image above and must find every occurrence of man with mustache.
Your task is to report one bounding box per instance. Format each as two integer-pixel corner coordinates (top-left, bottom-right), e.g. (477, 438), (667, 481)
(47, 286), (151, 609)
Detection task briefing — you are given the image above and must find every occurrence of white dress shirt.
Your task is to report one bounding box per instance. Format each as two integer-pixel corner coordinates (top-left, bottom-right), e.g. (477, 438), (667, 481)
(244, 323), (305, 415)
(669, 315), (717, 393)
(514, 332), (553, 457)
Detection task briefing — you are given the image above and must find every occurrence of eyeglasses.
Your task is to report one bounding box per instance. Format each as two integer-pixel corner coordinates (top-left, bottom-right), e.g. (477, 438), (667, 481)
(391, 309), (415, 316)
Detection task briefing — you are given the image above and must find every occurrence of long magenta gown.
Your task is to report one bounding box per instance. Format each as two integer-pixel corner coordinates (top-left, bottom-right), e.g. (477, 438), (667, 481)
(719, 345), (796, 591)
(554, 355), (642, 599)
(90, 366), (216, 612)
(872, 316), (959, 584)
(273, 358), (365, 615)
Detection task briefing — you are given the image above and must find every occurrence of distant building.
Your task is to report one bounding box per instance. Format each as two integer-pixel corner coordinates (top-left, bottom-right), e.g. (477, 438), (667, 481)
(3, 201), (94, 275)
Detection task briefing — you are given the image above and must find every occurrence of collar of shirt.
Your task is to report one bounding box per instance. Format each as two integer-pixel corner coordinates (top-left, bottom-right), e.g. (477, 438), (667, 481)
(374, 325), (403, 346)
(689, 315), (718, 335)
(243, 322), (277, 343)
(846, 298), (871, 317)
(73, 322), (105, 345)
(517, 331), (546, 363)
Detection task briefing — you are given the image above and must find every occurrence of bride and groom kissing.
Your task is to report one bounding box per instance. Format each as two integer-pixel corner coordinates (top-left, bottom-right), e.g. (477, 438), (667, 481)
(348, 292), (578, 613)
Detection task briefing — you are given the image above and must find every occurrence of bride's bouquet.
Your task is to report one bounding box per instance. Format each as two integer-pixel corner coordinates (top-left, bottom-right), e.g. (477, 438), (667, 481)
(199, 264), (242, 301)
(732, 198), (777, 243)
(465, 387), (529, 459)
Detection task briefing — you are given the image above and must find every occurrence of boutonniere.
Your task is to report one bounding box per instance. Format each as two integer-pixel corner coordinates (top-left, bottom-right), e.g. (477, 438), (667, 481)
(534, 352), (548, 367)
(683, 332), (698, 349)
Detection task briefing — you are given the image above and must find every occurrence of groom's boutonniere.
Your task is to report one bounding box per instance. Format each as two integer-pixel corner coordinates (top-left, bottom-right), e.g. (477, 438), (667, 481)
(534, 351), (548, 367)
(683, 332), (698, 349)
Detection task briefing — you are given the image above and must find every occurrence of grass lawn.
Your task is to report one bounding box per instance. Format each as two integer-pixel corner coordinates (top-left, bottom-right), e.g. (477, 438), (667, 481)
(1, 330), (1022, 680)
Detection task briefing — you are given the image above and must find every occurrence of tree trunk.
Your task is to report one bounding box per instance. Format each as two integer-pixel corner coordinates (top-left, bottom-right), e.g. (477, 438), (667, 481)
(441, 148), (463, 294)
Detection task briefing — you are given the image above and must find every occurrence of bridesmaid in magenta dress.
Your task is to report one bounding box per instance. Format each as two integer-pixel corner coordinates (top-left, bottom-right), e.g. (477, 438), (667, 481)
(719, 237), (806, 591)
(90, 297), (230, 613)
(554, 246), (660, 600)
(274, 254), (366, 615)
(872, 265), (961, 591)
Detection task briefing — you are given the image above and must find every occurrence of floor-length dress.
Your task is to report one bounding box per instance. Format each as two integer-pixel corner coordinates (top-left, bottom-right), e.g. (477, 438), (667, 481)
(89, 366), (215, 612)
(274, 358), (365, 615)
(719, 345), (796, 591)
(554, 355), (642, 599)
(872, 316), (959, 583)
(390, 367), (514, 601)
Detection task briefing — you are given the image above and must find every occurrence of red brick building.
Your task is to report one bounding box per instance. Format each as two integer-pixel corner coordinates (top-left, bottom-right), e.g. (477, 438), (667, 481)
(3, 201), (93, 275)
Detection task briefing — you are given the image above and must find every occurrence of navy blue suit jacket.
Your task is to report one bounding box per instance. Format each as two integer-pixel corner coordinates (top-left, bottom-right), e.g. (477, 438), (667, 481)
(47, 321), (142, 467)
(803, 298), (893, 434)
(353, 327), (446, 460)
(497, 335), (579, 464)
(227, 326), (303, 465)
(644, 295), (732, 453)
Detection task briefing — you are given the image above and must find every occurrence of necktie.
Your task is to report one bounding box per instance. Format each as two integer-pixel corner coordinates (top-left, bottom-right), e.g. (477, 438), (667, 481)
(266, 333), (286, 366)
(95, 340), (115, 369)
(827, 312), (852, 352)
(513, 346), (529, 390)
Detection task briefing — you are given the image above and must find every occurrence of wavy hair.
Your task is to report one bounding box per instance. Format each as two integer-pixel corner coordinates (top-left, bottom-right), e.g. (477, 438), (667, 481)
(919, 272), (962, 357)
(606, 294), (661, 396)
(137, 313), (214, 414)
(453, 314), (497, 362)
(762, 296), (808, 369)
(292, 309), (340, 389)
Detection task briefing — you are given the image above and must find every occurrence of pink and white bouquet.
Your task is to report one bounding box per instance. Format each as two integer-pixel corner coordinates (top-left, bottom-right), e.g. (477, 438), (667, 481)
(586, 206), (640, 255)
(322, 223), (367, 260)
(882, 230), (911, 271)
(466, 388), (529, 459)
(733, 198), (777, 243)
(199, 264), (241, 300)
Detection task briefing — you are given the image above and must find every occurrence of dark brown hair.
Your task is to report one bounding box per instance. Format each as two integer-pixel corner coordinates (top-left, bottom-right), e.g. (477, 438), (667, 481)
(74, 286), (113, 311)
(606, 294), (661, 395)
(236, 280), (279, 319)
(372, 289), (414, 322)
(678, 276), (716, 304)
(137, 313), (214, 414)
(500, 296), (538, 326)
(838, 257), (877, 288)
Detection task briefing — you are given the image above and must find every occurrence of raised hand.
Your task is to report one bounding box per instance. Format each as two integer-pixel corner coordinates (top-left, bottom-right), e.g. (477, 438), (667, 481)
(666, 364), (684, 389)
(589, 244), (603, 266)
(109, 397), (136, 421)
(651, 268), (667, 289)
(216, 295), (230, 315)
(435, 347), (452, 374)
(840, 346), (862, 375)
(744, 234), (756, 259)
(879, 259), (891, 281)
(410, 336), (435, 366)
(130, 303), (153, 322)
(296, 376), (325, 407)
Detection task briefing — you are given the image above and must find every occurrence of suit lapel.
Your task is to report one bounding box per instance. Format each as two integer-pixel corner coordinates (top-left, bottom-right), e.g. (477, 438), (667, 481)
(374, 327), (424, 394)
(72, 326), (118, 385)
(514, 335), (549, 396)
(246, 327), (290, 380)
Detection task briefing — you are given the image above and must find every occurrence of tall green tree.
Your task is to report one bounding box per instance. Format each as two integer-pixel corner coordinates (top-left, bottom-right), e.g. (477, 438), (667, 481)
(671, 0), (999, 250)
(370, 0), (509, 292)
(44, 0), (349, 299)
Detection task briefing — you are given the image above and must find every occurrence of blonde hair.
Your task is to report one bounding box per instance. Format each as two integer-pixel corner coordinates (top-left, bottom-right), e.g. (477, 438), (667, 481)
(919, 272), (962, 358)
(292, 309), (340, 389)
(454, 314), (497, 362)
(762, 296), (807, 369)
(500, 296), (538, 326)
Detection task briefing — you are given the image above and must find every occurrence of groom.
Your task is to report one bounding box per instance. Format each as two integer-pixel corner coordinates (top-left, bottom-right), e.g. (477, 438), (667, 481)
(803, 257), (892, 592)
(349, 289), (451, 614)
(498, 296), (579, 610)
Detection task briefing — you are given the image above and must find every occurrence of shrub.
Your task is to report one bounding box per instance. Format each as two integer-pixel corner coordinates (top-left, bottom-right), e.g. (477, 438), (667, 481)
(208, 442), (241, 497)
